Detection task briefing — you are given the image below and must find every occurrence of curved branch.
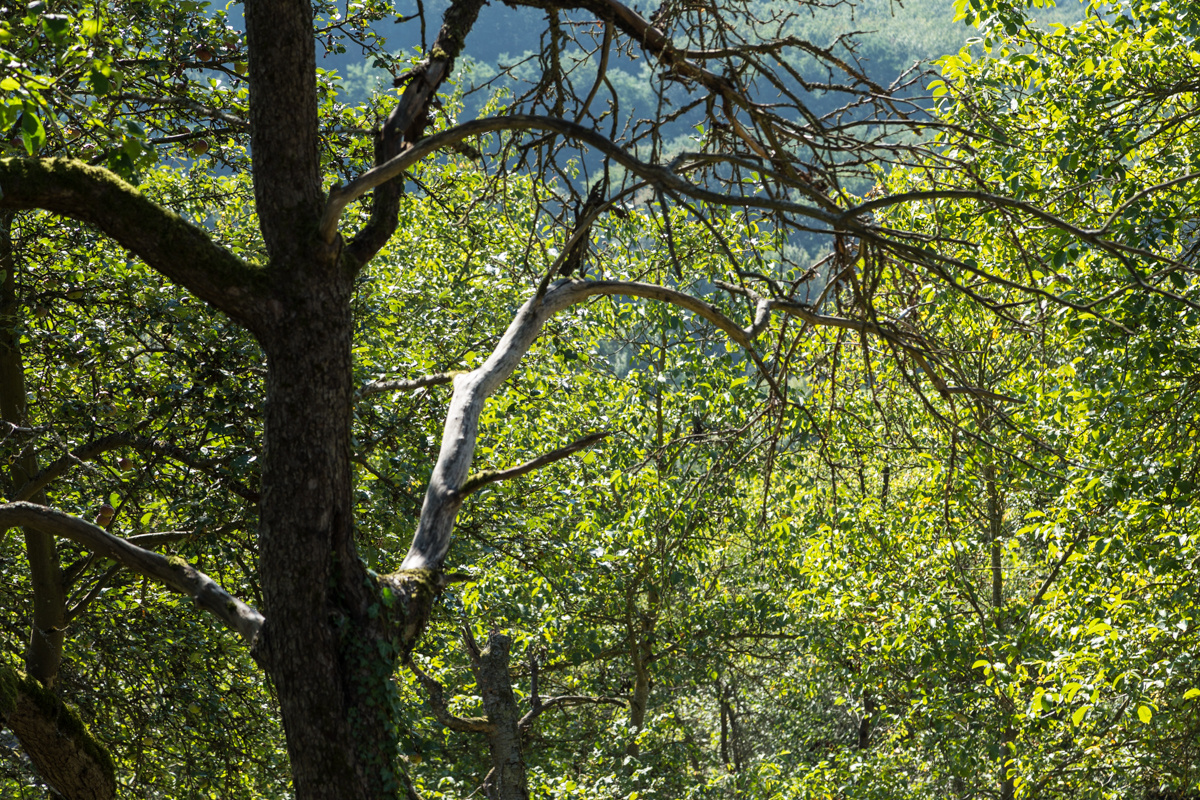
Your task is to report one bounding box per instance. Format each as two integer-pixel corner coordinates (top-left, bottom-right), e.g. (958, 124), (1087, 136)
(319, 115), (845, 241)
(0, 158), (266, 327)
(0, 502), (263, 645)
(854, 186), (1190, 266)
(407, 659), (494, 734)
(399, 277), (779, 571)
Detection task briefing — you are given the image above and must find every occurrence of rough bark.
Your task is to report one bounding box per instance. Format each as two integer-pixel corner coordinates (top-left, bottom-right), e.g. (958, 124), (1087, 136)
(465, 630), (529, 800)
(237, 0), (452, 794)
(243, 0), (323, 260)
(0, 664), (116, 800)
(251, 265), (377, 799)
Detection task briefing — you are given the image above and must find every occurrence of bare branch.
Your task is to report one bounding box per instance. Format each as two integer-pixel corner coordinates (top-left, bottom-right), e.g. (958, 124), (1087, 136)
(112, 93), (249, 127)
(359, 372), (460, 399)
(0, 502), (264, 644)
(319, 114), (841, 241)
(518, 695), (628, 732)
(459, 431), (610, 496)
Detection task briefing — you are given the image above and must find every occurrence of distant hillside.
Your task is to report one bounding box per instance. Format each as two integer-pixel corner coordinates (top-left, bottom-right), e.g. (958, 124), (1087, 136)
(334, 0), (1088, 107)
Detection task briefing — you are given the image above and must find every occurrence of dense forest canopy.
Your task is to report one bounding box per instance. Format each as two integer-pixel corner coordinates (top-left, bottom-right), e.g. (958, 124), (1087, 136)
(0, 0), (1197, 798)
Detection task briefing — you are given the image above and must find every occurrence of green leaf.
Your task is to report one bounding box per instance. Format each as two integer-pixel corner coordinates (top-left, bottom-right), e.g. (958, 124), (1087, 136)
(1137, 705), (1152, 724)
(89, 68), (111, 96)
(41, 13), (69, 41)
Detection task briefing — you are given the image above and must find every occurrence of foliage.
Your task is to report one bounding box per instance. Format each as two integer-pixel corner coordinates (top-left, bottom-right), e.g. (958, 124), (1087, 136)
(1, 0), (1199, 798)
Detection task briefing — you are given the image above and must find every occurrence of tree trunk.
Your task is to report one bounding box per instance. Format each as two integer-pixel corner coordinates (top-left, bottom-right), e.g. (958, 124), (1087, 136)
(251, 262), (424, 800)
(858, 691), (876, 750)
(0, 664), (116, 800)
(625, 597), (655, 758)
(467, 630), (529, 800)
(238, 0), (430, 794)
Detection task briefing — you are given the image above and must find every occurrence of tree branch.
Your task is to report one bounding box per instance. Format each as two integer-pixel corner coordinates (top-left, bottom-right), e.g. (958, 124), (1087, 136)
(13, 431), (259, 503)
(242, 0), (323, 257)
(399, 277), (781, 571)
(319, 114), (845, 243)
(359, 371), (460, 398)
(459, 431), (610, 496)
(407, 658), (494, 734)
(0, 158), (266, 327)
(0, 502), (264, 644)
(517, 695), (628, 732)
(342, 0), (488, 266)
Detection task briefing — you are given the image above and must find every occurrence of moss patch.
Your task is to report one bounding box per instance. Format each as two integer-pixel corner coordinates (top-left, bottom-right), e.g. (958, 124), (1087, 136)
(0, 662), (17, 719)
(0, 663), (116, 788)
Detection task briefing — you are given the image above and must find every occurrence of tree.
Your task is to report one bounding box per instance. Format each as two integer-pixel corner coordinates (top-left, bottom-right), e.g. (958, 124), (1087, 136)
(1, 0), (1196, 798)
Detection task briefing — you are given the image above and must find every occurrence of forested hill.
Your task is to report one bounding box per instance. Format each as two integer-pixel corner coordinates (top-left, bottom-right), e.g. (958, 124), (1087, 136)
(336, 0), (1087, 107)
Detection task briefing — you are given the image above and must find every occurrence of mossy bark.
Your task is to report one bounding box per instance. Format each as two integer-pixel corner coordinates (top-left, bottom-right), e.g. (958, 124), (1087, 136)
(0, 664), (116, 800)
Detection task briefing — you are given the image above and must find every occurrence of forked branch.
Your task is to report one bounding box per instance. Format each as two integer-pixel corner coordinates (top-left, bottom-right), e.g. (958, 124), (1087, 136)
(399, 277), (781, 572)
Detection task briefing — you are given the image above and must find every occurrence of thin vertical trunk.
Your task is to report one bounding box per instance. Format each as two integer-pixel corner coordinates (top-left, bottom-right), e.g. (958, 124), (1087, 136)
(466, 630), (529, 800)
(857, 692), (876, 750)
(725, 682), (743, 772)
(988, 462), (1003, 610)
(0, 212), (65, 687)
(719, 687), (730, 769)
(625, 587), (657, 758)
